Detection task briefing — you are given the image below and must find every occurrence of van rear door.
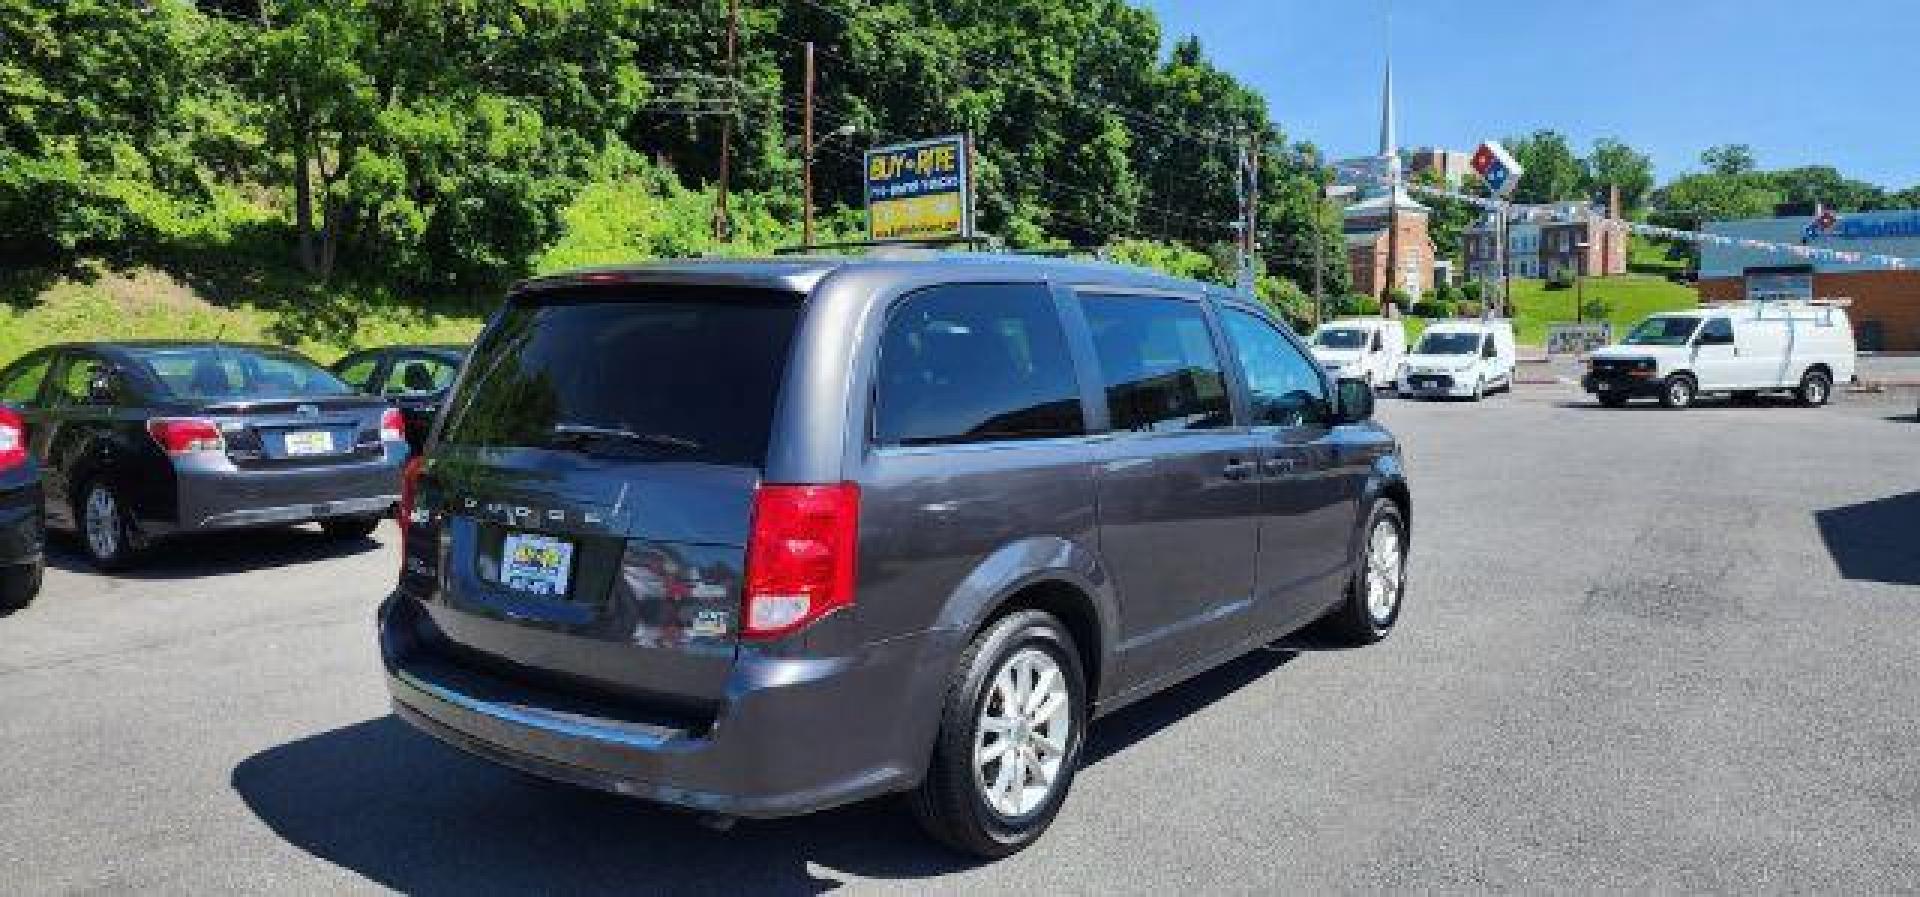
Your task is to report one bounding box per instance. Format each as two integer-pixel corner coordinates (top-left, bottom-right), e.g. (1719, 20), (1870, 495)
(402, 286), (802, 712)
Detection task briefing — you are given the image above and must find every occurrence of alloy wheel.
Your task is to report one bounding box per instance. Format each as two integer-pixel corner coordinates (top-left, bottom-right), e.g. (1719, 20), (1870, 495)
(1364, 515), (1405, 624)
(85, 485), (120, 561)
(974, 647), (1073, 818)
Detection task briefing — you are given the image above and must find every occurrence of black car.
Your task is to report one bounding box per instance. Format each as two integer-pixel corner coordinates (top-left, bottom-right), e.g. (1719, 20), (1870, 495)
(0, 401), (46, 611)
(0, 342), (410, 571)
(331, 344), (465, 454)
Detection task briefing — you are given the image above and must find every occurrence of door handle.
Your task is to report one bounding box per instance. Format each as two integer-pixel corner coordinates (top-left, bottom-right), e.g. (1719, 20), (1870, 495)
(1263, 457), (1298, 474)
(1222, 459), (1257, 480)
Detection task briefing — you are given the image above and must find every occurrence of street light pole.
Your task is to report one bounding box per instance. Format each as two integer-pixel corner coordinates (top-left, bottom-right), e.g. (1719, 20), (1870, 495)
(1574, 239), (1590, 323)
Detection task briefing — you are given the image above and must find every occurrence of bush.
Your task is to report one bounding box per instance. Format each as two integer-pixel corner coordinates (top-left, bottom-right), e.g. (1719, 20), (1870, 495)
(1545, 268), (1576, 290)
(1410, 300), (1454, 319)
(1580, 296), (1614, 320)
(1455, 300), (1484, 318)
(1458, 280), (1484, 302)
(1338, 293), (1381, 316)
(1385, 288), (1413, 312)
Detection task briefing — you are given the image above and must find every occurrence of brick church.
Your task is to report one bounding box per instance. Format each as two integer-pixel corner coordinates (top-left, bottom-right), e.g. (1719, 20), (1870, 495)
(1343, 59), (1436, 300)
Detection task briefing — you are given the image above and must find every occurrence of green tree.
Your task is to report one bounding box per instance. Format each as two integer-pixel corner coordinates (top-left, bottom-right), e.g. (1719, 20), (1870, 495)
(1506, 130), (1586, 204)
(1700, 144), (1757, 176)
(1583, 138), (1654, 213)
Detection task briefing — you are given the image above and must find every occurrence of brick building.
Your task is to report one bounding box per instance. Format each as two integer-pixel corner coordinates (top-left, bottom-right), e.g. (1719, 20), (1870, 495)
(1463, 201), (1629, 282)
(1407, 147), (1473, 186)
(1699, 209), (1920, 350)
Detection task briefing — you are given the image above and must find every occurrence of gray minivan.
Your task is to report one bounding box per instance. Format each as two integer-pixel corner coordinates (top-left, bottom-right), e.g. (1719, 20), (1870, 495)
(380, 252), (1411, 857)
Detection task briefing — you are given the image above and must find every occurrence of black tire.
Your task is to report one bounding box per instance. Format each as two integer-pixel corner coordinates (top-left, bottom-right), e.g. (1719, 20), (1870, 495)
(911, 610), (1088, 858)
(1311, 499), (1409, 646)
(0, 560), (42, 612)
(1597, 392), (1629, 408)
(320, 514), (382, 540)
(1658, 374), (1696, 409)
(76, 479), (139, 572)
(1795, 369), (1832, 407)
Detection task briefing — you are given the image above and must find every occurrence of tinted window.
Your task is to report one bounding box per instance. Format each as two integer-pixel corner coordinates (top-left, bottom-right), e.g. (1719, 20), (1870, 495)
(439, 291), (800, 466)
(874, 284), (1082, 446)
(1314, 328), (1368, 349)
(383, 355), (458, 395)
(1698, 318), (1735, 345)
(335, 354), (379, 391)
(125, 346), (352, 399)
(0, 352), (53, 405)
(1081, 294), (1231, 433)
(1623, 316), (1699, 346)
(1222, 308), (1328, 427)
(49, 354), (116, 406)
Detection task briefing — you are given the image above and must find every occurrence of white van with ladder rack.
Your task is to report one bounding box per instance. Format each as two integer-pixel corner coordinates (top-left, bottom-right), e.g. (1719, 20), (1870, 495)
(1583, 299), (1856, 409)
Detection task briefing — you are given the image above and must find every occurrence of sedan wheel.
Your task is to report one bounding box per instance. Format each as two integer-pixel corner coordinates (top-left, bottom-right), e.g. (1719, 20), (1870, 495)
(80, 482), (136, 571)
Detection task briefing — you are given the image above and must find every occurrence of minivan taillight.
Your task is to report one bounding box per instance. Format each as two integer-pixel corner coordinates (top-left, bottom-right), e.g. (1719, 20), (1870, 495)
(147, 418), (225, 455)
(741, 483), (860, 639)
(380, 408), (406, 443)
(0, 406), (25, 471)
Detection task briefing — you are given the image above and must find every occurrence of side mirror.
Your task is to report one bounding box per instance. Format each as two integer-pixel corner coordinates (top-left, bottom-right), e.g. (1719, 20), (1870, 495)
(1333, 377), (1374, 424)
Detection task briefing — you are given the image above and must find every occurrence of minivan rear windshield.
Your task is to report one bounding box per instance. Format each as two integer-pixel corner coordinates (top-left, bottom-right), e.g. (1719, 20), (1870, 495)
(126, 346), (353, 400)
(438, 290), (801, 466)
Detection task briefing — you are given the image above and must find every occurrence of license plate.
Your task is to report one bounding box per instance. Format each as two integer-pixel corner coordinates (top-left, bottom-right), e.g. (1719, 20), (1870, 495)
(1595, 382), (1612, 391)
(501, 532), (574, 597)
(284, 430), (335, 456)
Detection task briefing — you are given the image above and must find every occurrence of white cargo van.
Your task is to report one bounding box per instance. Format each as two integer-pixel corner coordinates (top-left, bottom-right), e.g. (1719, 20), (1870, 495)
(1309, 318), (1407, 389)
(1397, 319), (1517, 401)
(1583, 302), (1855, 409)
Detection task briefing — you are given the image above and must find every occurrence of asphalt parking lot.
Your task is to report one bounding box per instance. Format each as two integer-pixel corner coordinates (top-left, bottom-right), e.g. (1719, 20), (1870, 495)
(4, 378), (1917, 894)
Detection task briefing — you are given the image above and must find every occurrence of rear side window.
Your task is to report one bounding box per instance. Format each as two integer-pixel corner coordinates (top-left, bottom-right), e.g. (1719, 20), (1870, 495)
(1080, 294), (1231, 433)
(383, 355), (458, 395)
(874, 283), (1083, 446)
(335, 354), (379, 392)
(439, 291), (800, 466)
(0, 352), (53, 405)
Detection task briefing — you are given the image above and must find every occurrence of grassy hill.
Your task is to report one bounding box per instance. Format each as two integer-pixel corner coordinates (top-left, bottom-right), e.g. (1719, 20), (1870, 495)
(1403, 274), (1699, 346)
(0, 266), (488, 366)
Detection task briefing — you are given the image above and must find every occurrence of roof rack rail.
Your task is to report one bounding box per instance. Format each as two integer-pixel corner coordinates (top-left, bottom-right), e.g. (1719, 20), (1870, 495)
(771, 235), (1001, 255)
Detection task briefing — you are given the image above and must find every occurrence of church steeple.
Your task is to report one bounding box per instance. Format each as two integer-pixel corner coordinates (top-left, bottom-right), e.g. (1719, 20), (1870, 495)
(1379, 57), (1397, 164)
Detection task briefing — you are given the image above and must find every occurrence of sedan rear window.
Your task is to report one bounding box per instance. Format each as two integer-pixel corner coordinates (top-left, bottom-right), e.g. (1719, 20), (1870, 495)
(126, 346), (353, 399)
(439, 290), (800, 466)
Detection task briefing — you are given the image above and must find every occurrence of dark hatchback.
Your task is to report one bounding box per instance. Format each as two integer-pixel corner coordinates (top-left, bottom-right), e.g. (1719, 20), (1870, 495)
(0, 342), (410, 570)
(381, 255), (1411, 857)
(331, 344), (466, 454)
(0, 401), (45, 611)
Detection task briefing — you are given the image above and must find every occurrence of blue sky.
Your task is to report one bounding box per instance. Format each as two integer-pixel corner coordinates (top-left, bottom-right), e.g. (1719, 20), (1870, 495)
(1138, 0), (1914, 190)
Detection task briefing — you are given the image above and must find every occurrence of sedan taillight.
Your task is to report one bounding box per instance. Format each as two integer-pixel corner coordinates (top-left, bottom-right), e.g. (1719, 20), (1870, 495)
(379, 408), (406, 443)
(147, 418), (225, 455)
(0, 406), (25, 471)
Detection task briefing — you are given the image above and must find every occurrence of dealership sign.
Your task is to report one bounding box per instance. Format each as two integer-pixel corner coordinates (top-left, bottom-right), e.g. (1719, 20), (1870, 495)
(1470, 141), (1523, 196)
(865, 135), (972, 241)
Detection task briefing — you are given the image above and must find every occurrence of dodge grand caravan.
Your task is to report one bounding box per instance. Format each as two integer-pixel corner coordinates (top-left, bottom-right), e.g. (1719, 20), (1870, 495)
(380, 253), (1412, 857)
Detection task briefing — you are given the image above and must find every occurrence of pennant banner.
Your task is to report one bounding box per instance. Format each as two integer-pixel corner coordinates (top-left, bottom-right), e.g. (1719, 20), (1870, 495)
(1405, 184), (1915, 271)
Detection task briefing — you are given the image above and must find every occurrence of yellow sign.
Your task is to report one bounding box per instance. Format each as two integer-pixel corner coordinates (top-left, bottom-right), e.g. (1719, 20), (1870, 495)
(865, 135), (971, 241)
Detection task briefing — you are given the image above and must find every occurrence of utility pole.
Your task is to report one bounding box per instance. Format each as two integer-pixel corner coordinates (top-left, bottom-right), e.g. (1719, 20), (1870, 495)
(802, 41), (815, 248)
(712, 0), (738, 242)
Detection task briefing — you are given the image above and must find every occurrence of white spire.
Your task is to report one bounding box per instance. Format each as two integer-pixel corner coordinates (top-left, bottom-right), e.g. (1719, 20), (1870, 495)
(1379, 57), (1396, 161)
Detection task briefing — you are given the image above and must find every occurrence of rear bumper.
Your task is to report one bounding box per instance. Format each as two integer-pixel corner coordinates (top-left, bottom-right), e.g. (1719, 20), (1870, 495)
(0, 472), (44, 567)
(380, 594), (941, 819)
(162, 450), (405, 535)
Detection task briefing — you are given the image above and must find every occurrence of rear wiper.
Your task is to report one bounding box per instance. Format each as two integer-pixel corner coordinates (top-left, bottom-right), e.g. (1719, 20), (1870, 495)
(548, 423), (701, 453)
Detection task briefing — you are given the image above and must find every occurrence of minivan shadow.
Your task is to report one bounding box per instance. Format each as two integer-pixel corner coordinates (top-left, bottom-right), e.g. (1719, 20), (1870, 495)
(232, 650), (1301, 893)
(44, 525), (385, 580)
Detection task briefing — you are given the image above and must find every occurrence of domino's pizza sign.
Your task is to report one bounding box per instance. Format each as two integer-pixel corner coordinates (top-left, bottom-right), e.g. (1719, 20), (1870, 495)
(1470, 141), (1524, 196)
